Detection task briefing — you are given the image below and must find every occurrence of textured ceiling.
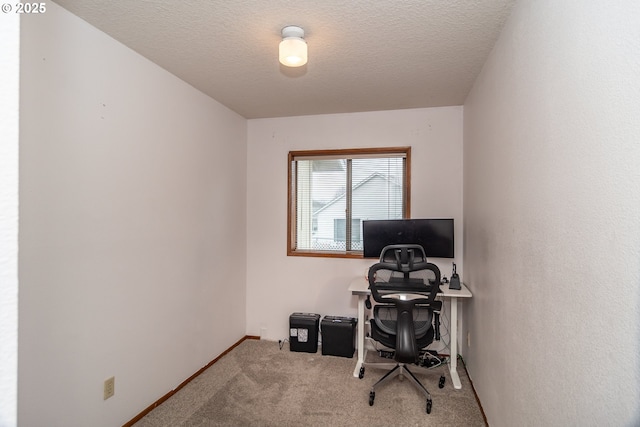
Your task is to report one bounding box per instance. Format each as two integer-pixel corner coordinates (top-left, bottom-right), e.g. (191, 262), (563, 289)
(52, 0), (515, 119)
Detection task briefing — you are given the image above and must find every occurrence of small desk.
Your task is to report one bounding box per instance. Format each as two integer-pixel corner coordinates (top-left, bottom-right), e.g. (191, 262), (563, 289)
(349, 276), (472, 389)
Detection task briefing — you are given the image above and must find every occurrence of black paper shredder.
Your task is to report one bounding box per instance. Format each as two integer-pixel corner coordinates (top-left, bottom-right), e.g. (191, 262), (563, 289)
(321, 315), (357, 358)
(289, 312), (320, 353)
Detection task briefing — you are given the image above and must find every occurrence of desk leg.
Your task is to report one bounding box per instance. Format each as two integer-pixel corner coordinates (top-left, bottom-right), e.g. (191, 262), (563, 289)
(353, 294), (365, 377)
(448, 296), (462, 389)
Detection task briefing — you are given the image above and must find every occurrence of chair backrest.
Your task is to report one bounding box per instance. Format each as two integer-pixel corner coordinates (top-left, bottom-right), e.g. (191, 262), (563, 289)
(367, 244), (442, 363)
(367, 244), (441, 306)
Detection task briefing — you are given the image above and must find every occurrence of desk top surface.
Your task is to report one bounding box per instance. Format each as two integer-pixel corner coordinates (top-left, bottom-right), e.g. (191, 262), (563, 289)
(348, 276), (472, 298)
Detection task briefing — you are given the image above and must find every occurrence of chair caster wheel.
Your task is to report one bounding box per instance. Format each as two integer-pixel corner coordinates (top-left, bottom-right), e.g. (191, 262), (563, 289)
(369, 391), (375, 406)
(439, 375), (445, 388)
(426, 399), (432, 414)
(359, 367), (365, 379)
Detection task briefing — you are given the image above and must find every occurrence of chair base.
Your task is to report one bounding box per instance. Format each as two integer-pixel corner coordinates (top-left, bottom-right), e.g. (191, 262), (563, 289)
(371, 363), (431, 399)
(368, 362), (434, 413)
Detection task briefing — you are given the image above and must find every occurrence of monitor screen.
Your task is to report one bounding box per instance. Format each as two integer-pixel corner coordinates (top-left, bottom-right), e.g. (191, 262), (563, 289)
(362, 218), (454, 259)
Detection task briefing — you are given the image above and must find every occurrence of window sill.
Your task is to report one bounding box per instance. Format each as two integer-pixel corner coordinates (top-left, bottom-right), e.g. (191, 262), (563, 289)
(287, 250), (364, 259)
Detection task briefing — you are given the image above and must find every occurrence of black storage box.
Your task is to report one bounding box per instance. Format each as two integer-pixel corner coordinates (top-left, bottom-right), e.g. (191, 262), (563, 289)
(321, 316), (357, 358)
(289, 312), (320, 353)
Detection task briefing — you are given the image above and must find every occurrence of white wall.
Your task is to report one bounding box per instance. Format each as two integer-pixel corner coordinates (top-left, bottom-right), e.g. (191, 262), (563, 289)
(18, 3), (247, 426)
(463, 1), (640, 425)
(247, 107), (463, 341)
(0, 12), (19, 427)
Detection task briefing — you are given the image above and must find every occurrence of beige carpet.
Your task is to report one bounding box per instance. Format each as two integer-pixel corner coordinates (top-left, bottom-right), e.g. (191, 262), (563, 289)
(134, 339), (486, 426)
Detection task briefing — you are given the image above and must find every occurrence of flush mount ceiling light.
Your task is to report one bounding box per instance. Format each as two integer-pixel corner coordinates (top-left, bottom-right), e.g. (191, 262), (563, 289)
(279, 25), (307, 67)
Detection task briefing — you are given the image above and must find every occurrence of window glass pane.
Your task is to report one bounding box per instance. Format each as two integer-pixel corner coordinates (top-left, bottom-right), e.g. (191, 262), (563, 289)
(351, 157), (404, 250)
(295, 159), (346, 251)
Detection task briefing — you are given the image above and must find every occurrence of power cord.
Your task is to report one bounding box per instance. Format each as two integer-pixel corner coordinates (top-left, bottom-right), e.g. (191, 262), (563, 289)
(278, 339), (289, 350)
(418, 350), (450, 369)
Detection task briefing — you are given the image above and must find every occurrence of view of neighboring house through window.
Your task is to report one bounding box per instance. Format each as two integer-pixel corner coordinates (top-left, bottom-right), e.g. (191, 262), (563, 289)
(288, 147), (410, 257)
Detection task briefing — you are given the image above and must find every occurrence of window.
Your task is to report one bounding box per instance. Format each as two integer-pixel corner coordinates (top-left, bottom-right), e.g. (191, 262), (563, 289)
(288, 147), (411, 257)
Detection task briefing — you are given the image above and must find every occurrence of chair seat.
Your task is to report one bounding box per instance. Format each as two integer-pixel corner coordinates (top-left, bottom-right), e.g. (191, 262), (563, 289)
(370, 305), (435, 350)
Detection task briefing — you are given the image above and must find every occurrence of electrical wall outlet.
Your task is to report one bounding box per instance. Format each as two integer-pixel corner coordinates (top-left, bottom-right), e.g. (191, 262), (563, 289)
(104, 376), (115, 400)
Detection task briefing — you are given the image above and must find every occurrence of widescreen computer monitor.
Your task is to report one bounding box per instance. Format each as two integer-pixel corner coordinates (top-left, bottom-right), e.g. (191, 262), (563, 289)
(362, 218), (454, 259)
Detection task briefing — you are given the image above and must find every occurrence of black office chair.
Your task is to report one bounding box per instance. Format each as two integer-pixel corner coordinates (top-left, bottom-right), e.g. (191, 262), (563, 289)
(362, 244), (445, 414)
